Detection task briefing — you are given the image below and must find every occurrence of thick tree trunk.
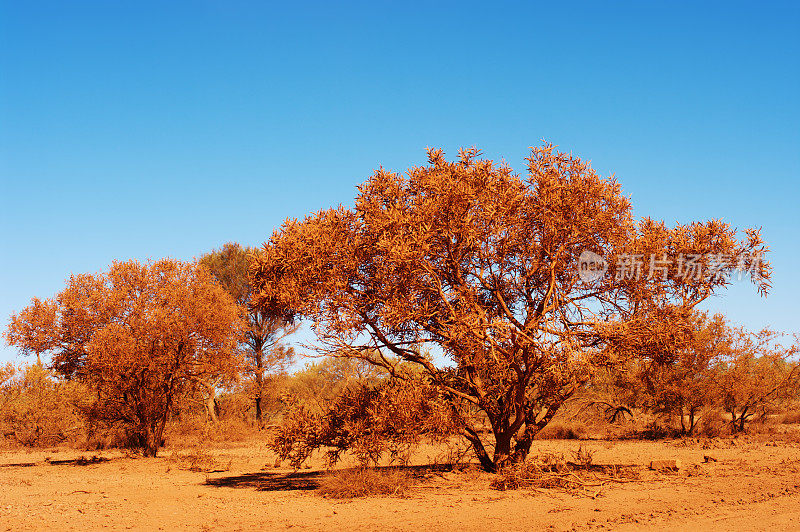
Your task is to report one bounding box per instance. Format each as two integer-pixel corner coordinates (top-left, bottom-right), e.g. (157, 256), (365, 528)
(143, 415), (167, 457)
(511, 422), (539, 464)
(492, 431), (514, 469)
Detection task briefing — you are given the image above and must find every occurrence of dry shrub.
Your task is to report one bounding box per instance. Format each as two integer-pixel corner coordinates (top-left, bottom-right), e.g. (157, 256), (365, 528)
(168, 448), (230, 473)
(271, 373), (459, 468)
(85, 423), (141, 451)
(572, 444), (595, 466)
(535, 422), (588, 440)
(621, 420), (679, 440)
(318, 467), (413, 498)
(0, 363), (89, 448)
(697, 410), (730, 438)
(166, 412), (259, 447)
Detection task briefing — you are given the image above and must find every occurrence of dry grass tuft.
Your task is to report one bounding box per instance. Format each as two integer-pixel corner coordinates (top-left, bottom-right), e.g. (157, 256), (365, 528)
(535, 422), (588, 440)
(317, 467), (414, 498)
(168, 448), (230, 473)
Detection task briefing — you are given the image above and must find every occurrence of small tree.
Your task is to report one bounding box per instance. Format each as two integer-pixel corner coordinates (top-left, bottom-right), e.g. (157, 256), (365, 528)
(613, 312), (726, 434)
(251, 144), (770, 471)
(5, 259), (244, 456)
(200, 242), (297, 424)
(714, 328), (799, 432)
(284, 356), (386, 415)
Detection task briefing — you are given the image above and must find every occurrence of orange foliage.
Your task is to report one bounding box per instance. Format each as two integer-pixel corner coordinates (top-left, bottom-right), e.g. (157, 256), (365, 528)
(5, 259), (245, 456)
(271, 371), (458, 469)
(714, 327), (799, 431)
(251, 144), (770, 471)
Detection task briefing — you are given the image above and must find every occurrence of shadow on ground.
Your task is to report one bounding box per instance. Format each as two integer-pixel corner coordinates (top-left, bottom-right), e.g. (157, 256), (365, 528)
(204, 463), (454, 492)
(0, 455), (110, 468)
(205, 470), (325, 491)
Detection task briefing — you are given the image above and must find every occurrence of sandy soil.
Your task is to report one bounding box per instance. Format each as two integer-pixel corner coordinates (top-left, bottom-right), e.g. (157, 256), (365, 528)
(1, 435), (799, 531)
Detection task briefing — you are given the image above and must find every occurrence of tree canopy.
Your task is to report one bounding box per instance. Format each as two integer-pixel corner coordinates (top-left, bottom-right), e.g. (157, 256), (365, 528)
(251, 144), (771, 471)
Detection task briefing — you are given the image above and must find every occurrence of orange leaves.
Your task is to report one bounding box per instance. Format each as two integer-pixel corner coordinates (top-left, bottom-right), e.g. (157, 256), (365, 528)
(5, 298), (59, 358)
(251, 143), (774, 470)
(5, 258), (245, 456)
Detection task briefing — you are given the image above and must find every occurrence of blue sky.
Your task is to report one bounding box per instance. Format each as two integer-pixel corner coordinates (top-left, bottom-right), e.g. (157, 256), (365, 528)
(1, 1), (798, 363)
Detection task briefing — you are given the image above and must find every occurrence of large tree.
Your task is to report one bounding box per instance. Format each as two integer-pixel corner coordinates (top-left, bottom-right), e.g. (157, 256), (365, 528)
(251, 144), (770, 471)
(5, 259), (244, 456)
(200, 242), (297, 424)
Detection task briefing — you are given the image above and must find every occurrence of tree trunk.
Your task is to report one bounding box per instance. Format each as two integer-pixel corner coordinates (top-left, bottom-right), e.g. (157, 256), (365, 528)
(511, 423), (538, 464)
(462, 427), (496, 472)
(207, 393), (219, 424)
(737, 408), (748, 432)
(492, 430), (514, 469)
(205, 377), (222, 424)
(143, 415), (167, 457)
(254, 340), (264, 425)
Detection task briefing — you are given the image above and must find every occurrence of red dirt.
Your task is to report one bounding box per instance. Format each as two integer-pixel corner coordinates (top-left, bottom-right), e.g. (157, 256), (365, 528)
(1, 436), (799, 531)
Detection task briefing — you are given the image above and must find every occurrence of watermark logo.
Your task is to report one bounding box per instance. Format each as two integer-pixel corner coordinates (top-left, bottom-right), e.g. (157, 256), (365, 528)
(578, 250), (608, 283)
(575, 250), (765, 283)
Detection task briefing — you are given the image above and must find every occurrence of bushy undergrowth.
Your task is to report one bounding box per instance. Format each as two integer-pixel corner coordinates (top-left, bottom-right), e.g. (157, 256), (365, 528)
(166, 413), (260, 447)
(270, 372), (460, 468)
(0, 363), (88, 448)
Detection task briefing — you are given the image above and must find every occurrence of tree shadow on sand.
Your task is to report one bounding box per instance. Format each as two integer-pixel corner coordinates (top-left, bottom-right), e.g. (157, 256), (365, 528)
(0, 456), (110, 468)
(204, 463), (453, 492)
(205, 470), (325, 491)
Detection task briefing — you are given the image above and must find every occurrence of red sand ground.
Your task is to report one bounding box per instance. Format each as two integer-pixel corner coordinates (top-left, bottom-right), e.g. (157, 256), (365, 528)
(2, 435), (799, 531)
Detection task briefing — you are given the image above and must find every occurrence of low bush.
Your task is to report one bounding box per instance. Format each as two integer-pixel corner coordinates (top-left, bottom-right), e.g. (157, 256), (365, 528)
(270, 373), (459, 468)
(535, 422), (588, 440)
(318, 467), (414, 498)
(696, 411), (729, 438)
(0, 363), (88, 448)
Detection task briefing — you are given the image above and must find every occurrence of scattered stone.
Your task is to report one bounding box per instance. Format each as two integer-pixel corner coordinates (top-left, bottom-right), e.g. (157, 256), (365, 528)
(649, 459), (681, 471)
(703, 455), (718, 463)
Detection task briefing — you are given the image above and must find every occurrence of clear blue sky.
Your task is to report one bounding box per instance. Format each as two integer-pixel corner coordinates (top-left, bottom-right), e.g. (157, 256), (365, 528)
(1, 1), (798, 363)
